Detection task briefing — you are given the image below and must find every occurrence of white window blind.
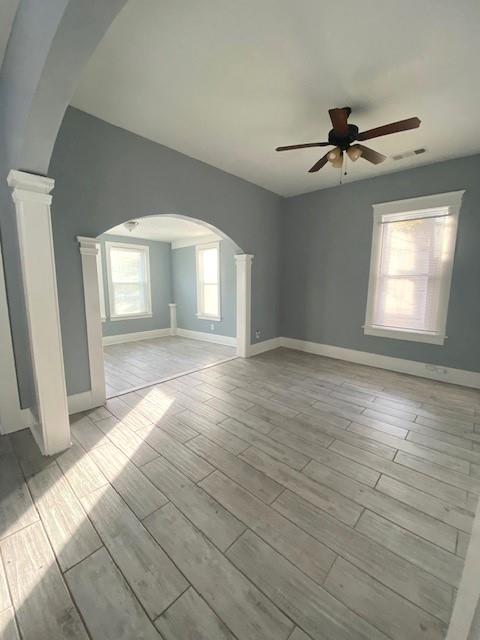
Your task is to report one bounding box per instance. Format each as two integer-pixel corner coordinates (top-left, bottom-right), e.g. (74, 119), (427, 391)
(196, 242), (220, 320)
(364, 192), (463, 344)
(106, 243), (151, 319)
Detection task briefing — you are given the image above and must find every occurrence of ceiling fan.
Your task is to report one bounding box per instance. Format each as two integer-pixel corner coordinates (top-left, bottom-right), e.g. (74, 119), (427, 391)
(276, 107), (421, 173)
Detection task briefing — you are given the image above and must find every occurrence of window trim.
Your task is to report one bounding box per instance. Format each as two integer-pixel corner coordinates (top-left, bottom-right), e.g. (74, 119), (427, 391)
(105, 241), (152, 321)
(95, 242), (106, 322)
(196, 241), (221, 321)
(364, 190), (464, 345)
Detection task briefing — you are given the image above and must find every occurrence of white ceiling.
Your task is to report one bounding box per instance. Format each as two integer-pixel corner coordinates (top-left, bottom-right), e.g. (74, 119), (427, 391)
(105, 215), (221, 244)
(72, 0), (480, 197)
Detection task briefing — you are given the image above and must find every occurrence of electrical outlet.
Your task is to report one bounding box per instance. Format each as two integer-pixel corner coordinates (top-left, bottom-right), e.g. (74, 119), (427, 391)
(210, 324), (215, 331)
(255, 329), (261, 340)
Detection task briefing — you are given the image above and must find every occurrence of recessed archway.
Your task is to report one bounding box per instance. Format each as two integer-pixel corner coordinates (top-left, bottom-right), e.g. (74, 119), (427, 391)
(78, 213), (253, 408)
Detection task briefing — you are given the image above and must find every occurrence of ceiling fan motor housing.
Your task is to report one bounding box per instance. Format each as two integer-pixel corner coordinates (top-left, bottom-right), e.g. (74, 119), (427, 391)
(328, 124), (359, 149)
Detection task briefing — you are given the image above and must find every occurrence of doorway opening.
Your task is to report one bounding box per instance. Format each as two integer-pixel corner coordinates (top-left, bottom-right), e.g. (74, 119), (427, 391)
(78, 214), (253, 402)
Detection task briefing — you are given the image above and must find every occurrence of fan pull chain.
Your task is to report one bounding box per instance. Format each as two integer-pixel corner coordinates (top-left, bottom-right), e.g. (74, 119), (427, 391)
(340, 152), (347, 184)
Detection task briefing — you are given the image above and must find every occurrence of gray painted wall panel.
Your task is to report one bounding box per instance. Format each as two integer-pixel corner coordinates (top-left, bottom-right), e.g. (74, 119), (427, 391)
(172, 241), (236, 338)
(281, 154), (480, 373)
(98, 234), (172, 337)
(49, 107), (280, 395)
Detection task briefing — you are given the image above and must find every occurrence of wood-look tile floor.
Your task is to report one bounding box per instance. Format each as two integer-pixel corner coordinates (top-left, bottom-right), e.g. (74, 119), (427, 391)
(103, 335), (237, 397)
(1, 347), (479, 640)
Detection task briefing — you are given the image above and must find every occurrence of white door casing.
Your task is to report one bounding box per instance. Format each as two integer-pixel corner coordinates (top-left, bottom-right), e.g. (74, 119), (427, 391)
(77, 237), (107, 407)
(235, 253), (253, 358)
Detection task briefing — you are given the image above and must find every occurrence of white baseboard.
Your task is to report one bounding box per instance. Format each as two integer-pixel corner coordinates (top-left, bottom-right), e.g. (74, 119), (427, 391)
(176, 327), (237, 348)
(4, 391), (104, 434)
(0, 407), (36, 435)
(244, 335), (480, 389)
(248, 337), (283, 356)
(67, 389), (105, 415)
(102, 327), (237, 348)
(280, 337), (480, 389)
(102, 327), (171, 346)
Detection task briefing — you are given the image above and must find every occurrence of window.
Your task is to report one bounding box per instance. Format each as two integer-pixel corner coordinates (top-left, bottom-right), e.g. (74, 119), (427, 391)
(196, 242), (221, 320)
(106, 242), (152, 319)
(364, 191), (464, 344)
(96, 243), (106, 321)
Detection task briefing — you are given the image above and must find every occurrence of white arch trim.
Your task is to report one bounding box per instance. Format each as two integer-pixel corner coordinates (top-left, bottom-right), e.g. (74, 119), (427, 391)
(97, 213), (244, 253)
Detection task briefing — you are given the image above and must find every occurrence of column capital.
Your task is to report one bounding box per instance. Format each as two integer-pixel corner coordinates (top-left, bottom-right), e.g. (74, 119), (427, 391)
(77, 236), (99, 256)
(7, 170), (55, 202)
(234, 253), (254, 264)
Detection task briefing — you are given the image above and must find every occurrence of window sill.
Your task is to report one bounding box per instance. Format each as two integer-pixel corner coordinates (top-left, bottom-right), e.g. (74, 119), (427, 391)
(110, 313), (153, 321)
(363, 325), (446, 345)
(196, 314), (221, 322)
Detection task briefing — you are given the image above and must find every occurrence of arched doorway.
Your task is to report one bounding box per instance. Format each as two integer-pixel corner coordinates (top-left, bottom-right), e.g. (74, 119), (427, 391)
(77, 214), (253, 408)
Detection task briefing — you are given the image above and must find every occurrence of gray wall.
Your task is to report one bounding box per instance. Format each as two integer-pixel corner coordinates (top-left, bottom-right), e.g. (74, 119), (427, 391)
(49, 107), (281, 396)
(98, 234), (172, 337)
(172, 240), (236, 338)
(281, 154), (480, 373)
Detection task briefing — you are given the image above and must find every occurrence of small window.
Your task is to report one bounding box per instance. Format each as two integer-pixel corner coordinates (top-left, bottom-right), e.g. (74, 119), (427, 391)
(196, 242), (221, 321)
(106, 242), (152, 320)
(96, 243), (106, 321)
(364, 191), (464, 344)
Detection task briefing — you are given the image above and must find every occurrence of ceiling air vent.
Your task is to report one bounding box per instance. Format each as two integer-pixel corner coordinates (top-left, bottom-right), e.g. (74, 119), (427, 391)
(391, 148), (426, 161)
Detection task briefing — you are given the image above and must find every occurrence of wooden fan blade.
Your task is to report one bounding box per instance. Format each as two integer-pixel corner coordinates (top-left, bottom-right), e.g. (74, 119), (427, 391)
(328, 107), (350, 136)
(357, 117), (421, 141)
(355, 144), (386, 165)
(276, 142), (330, 151)
(308, 152), (330, 173)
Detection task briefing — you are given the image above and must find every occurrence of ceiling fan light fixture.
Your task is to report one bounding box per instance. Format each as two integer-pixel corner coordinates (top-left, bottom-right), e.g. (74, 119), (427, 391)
(327, 148), (341, 163)
(331, 150), (343, 169)
(347, 146), (362, 162)
(124, 220), (139, 233)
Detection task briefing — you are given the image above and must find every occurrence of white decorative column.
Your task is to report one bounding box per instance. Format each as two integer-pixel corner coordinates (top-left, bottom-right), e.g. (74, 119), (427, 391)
(235, 254), (254, 358)
(169, 303), (177, 336)
(0, 244), (35, 434)
(7, 170), (70, 455)
(77, 237), (106, 407)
